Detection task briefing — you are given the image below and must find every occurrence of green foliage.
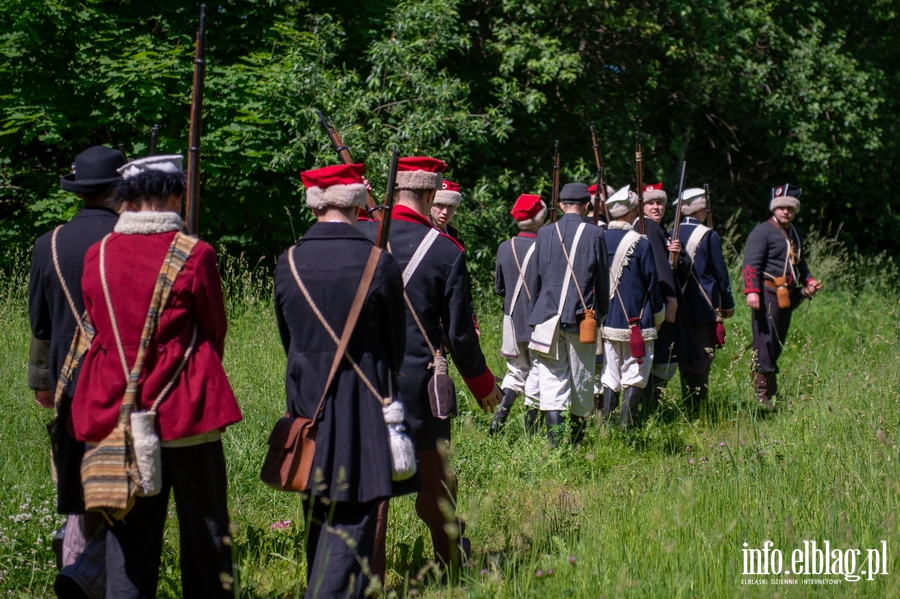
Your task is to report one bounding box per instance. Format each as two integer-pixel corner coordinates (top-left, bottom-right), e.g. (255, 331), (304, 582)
(1, 0), (898, 287)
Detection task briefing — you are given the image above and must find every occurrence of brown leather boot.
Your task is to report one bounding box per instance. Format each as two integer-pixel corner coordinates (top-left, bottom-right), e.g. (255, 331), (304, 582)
(754, 371), (775, 410)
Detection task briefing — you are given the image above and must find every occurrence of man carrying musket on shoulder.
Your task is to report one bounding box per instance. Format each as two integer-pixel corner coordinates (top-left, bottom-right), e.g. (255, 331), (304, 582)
(274, 163), (416, 598)
(359, 157), (501, 572)
(674, 187), (735, 409)
(492, 193), (547, 434)
(742, 184), (822, 409)
(528, 183), (609, 446)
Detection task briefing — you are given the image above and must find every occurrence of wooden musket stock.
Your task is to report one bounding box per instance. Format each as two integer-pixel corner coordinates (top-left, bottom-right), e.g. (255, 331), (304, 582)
(316, 110), (379, 217)
(185, 4), (206, 236)
(376, 149), (400, 248)
(590, 123), (608, 225)
(550, 140), (560, 223)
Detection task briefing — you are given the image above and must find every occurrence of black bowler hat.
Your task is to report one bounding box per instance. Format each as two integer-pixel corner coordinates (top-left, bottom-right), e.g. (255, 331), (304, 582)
(60, 146), (126, 194)
(560, 182), (591, 204)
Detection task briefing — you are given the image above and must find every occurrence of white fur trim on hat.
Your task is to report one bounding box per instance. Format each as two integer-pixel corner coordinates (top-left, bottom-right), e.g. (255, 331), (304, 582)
(681, 198), (708, 216)
(606, 185), (638, 219)
(770, 196), (800, 212)
(114, 211), (185, 235)
(643, 188), (667, 203)
(117, 155), (184, 179)
(680, 189), (708, 216)
(517, 203), (548, 229)
(305, 183), (368, 210)
(433, 190), (462, 207)
(395, 170), (443, 190)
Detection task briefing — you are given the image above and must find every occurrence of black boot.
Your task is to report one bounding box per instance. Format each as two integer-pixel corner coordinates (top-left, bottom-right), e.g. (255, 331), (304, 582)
(524, 408), (541, 434)
(642, 374), (665, 414)
(545, 410), (564, 447)
(571, 415), (587, 446)
(601, 386), (619, 424)
(621, 386), (642, 429)
(489, 389), (518, 435)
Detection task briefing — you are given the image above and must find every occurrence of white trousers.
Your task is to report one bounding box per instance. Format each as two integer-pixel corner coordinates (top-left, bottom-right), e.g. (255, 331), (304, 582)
(501, 342), (540, 408)
(601, 339), (655, 392)
(534, 328), (597, 417)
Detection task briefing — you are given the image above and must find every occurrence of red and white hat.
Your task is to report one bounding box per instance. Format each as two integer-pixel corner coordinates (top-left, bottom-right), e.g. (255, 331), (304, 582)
(510, 193), (547, 229)
(434, 179), (462, 207)
(587, 183), (615, 199)
(395, 156), (448, 190)
(300, 163), (367, 210)
(642, 182), (667, 203)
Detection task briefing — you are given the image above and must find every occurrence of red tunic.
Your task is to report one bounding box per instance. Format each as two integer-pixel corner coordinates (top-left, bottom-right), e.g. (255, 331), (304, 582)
(71, 230), (242, 443)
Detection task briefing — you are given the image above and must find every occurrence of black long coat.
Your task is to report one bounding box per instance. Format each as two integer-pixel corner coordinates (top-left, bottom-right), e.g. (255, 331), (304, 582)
(359, 206), (493, 451)
(274, 223), (417, 502)
(28, 206), (118, 514)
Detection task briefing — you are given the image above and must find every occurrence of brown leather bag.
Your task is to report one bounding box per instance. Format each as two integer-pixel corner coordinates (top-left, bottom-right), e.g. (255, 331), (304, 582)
(260, 417), (317, 492)
(260, 246), (381, 493)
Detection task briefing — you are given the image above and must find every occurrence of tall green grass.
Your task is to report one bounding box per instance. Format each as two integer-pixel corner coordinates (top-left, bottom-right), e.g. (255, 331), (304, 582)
(1, 234), (899, 597)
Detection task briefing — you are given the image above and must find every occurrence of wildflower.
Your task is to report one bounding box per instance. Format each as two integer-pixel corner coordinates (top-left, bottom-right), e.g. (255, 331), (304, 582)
(547, 569), (554, 575)
(719, 442), (726, 447)
(270, 520), (291, 530)
(688, 459), (695, 465)
(480, 568), (488, 576)
(569, 556), (576, 564)
(535, 570), (543, 577)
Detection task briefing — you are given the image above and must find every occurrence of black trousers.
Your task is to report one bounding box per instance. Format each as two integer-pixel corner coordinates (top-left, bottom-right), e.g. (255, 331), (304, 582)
(302, 498), (379, 599)
(105, 441), (233, 599)
(751, 290), (793, 374)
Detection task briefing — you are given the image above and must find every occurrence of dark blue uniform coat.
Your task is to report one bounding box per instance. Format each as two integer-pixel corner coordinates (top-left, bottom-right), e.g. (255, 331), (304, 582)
(601, 222), (664, 340)
(675, 217), (735, 323)
(495, 231), (538, 343)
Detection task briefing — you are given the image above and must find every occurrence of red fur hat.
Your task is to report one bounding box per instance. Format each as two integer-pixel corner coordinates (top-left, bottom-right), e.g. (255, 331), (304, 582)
(395, 157), (448, 190)
(642, 182), (667, 203)
(300, 163), (367, 210)
(510, 193), (547, 229)
(434, 179), (462, 207)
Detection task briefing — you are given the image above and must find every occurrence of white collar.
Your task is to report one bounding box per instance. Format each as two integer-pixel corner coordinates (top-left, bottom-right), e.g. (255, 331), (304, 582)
(608, 220), (634, 231)
(114, 211), (185, 235)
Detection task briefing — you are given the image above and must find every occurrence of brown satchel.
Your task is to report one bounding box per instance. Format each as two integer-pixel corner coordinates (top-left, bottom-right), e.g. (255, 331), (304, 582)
(260, 246), (381, 492)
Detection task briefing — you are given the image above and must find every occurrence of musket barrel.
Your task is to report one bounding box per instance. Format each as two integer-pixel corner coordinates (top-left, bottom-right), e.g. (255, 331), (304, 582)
(185, 4), (207, 236)
(149, 124), (159, 156)
(670, 160), (687, 269)
(635, 132), (645, 234)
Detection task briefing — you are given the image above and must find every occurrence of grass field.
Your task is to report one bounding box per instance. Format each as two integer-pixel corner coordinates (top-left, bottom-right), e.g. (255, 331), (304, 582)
(2, 234), (899, 597)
